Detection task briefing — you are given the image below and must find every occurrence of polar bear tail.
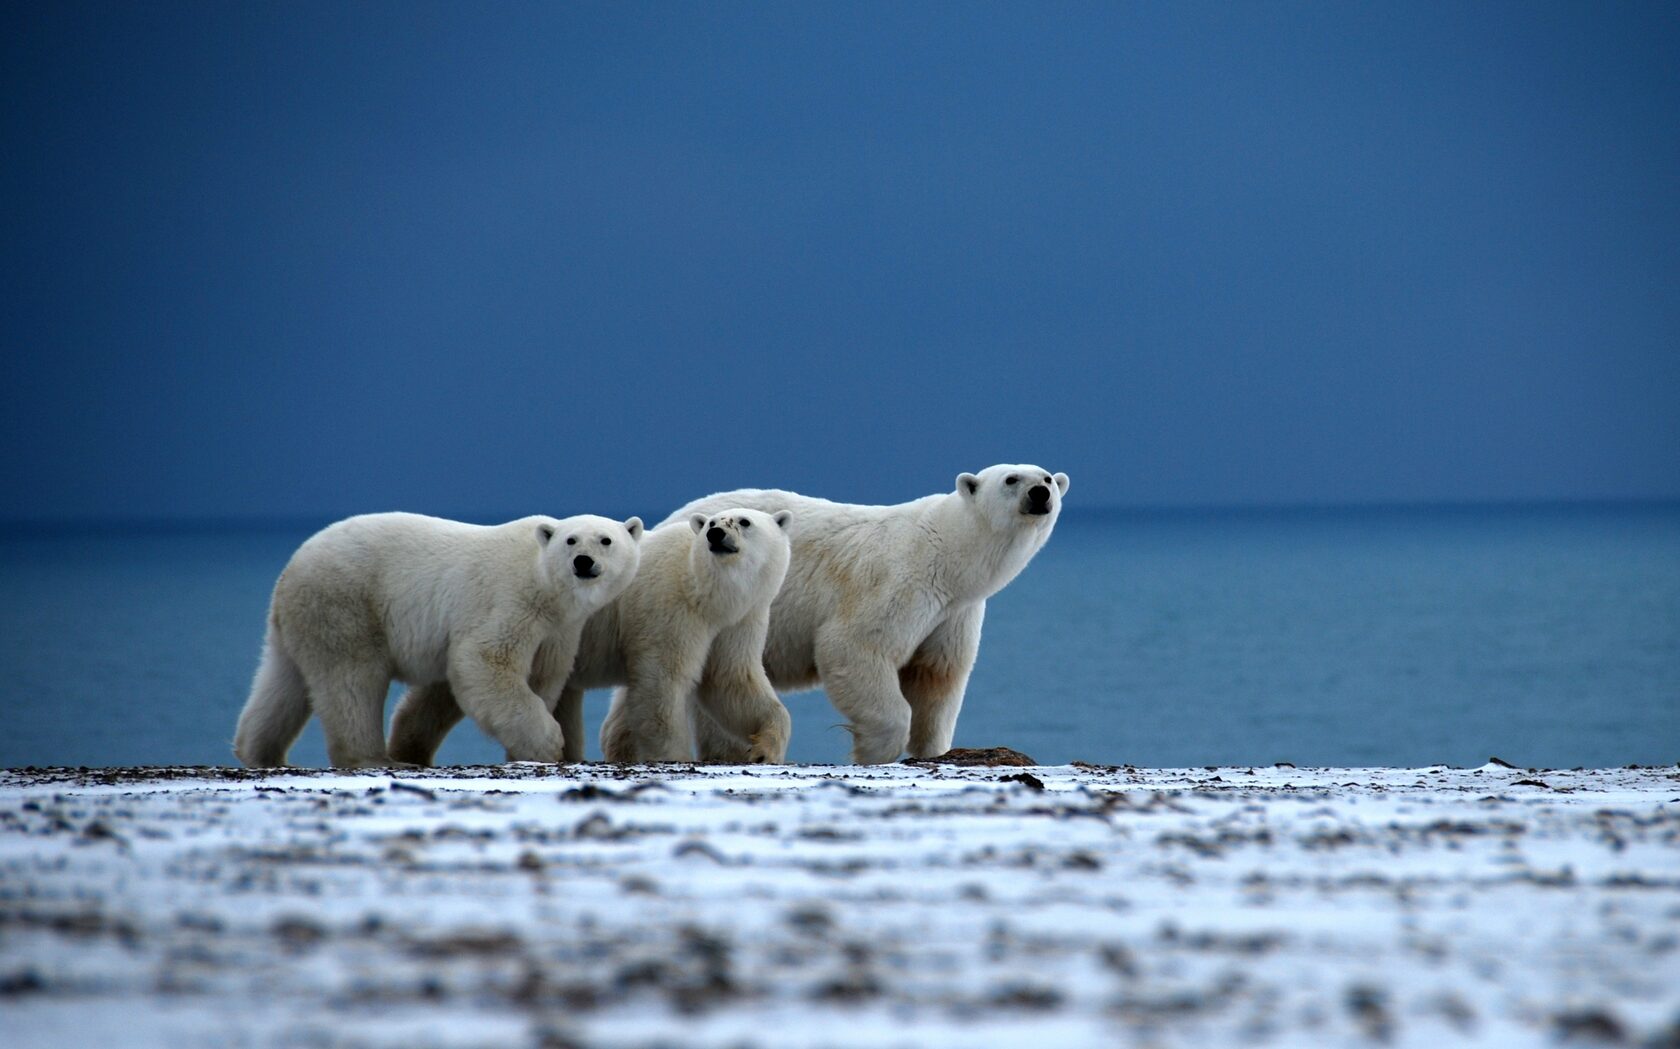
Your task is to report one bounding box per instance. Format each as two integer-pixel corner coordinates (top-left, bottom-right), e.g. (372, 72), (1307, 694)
(233, 625), (311, 768)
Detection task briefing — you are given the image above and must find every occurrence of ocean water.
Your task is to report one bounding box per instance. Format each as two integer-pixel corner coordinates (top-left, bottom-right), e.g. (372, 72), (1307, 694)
(1, 505), (1675, 770)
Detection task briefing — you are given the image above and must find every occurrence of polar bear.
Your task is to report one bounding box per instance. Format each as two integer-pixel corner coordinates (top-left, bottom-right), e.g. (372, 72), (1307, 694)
(387, 507), (794, 765)
(667, 464), (1069, 764)
(593, 508), (794, 763)
(232, 512), (643, 768)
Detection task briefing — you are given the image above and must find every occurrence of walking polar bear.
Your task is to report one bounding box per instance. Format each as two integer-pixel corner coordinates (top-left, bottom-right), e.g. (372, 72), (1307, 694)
(388, 507), (793, 765)
(234, 512), (643, 768)
(669, 464), (1070, 764)
(590, 507), (793, 763)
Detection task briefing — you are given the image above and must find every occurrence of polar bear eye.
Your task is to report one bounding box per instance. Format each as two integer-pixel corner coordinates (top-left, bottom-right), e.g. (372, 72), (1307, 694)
(600, 536), (612, 546)
(1005, 475), (1019, 485)
(739, 518), (751, 529)
(566, 537), (576, 546)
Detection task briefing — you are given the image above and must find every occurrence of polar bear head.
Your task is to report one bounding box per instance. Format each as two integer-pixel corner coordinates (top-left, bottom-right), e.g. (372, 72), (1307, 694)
(955, 463), (1071, 531)
(686, 507), (794, 589)
(537, 514), (644, 612)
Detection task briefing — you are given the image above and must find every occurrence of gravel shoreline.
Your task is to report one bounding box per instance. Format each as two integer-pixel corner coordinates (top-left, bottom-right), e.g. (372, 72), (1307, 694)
(3, 761), (1677, 1048)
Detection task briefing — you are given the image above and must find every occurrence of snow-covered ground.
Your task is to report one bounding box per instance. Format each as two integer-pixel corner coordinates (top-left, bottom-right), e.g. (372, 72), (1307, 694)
(1, 761), (1676, 1048)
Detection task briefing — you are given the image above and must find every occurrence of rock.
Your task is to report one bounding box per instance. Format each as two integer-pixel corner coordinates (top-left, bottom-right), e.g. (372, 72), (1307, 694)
(911, 747), (1038, 767)
(1552, 1008), (1627, 1044)
(999, 772), (1045, 791)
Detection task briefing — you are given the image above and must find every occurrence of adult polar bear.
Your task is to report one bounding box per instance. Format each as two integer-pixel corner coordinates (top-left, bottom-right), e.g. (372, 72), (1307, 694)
(234, 512), (643, 768)
(670, 464), (1069, 764)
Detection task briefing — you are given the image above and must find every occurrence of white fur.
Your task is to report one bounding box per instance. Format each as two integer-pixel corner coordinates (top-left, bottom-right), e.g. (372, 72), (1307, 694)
(594, 507), (793, 763)
(388, 507), (793, 765)
(234, 511), (643, 768)
(664, 464), (1070, 764)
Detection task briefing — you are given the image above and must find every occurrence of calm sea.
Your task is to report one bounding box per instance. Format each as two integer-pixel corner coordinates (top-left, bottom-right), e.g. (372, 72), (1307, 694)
(1, 505), (1675, 770)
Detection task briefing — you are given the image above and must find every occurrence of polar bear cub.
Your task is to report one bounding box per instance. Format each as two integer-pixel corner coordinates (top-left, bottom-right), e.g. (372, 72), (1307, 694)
(595, 508), (794, 763)
(386, 507), (793, 765)
(667, 464), (1069, 764)
(233, 512), (643, 768)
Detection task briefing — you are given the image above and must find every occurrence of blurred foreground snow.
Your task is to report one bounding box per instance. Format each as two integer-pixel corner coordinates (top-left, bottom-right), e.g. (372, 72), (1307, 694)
(1, 761), (1676, 1048)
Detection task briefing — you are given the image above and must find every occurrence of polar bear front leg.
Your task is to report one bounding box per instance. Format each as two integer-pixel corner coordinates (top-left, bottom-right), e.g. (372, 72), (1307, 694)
(696, 616), (791, 763)
(602, 669), (697, 763)
(690, 698), (751, 763)
(816, 630), (912, 764)
(387, 681), (464, 766)
(447, 642), (567, 763)
(903, 603), (985, 759)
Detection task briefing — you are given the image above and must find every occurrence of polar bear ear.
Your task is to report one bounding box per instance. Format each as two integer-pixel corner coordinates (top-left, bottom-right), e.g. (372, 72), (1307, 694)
(623, 517), (644, 541)
(689, 513), (707, 534)
(1053, 472), (1070, 495)
(536, 523), (555, 545)
(772, 510), (792, 529)
(956, 473), (980, 498)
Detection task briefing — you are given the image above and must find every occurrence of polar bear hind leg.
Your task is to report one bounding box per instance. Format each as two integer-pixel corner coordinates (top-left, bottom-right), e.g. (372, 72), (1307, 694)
(553, 684), (587, 762)
(233, 628), (312, 767)
(386, 681), (464, 766)
(599, 688), (638, 762)
(299, 659), (393, 768)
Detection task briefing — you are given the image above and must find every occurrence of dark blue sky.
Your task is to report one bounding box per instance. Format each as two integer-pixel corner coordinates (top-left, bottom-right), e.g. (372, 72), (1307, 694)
(3, 2), (1677, 521)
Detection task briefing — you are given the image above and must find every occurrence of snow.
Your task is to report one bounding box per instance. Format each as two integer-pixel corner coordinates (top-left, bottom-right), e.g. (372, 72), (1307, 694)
(1, 761), (1676, 1047)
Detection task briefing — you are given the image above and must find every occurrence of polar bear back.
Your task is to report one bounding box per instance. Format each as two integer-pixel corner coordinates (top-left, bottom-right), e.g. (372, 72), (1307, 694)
(665, 488), (938, 526)
(274, 512), (556, 681)
(666, 473), (1066, 683)
(662, 489), (942, 603)
(662, 490), (961, 679)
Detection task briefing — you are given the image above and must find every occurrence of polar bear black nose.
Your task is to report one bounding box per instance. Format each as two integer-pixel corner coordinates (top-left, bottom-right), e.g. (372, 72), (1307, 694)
(1027, 485), (1051, 513)
(572, 554), (596, 576)
(707, 527), (726, 545)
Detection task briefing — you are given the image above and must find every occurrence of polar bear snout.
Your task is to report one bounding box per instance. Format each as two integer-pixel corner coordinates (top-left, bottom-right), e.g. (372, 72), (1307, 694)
(706, 526), (739, 555)
(1025, 484), (1053, 515)
(572, 554), (600, 578)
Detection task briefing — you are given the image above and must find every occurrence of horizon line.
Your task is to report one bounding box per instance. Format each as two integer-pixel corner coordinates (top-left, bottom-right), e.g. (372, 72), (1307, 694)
(2, 495), (1677, 532)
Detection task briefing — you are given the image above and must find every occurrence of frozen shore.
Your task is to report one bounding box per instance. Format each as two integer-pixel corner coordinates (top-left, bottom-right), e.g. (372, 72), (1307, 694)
(2, 760), (1676, 1048)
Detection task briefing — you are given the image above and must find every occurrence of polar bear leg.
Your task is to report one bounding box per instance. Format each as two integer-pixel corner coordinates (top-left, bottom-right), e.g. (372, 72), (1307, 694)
(448, 648), (566, 763)
(233, 631), (312, 767)
(903, 604), (985, 759)
(555, 685), (587, 762)
(599, 688), (638, 762)
(816, 634), (912, 764)
(602, 671), (694, 763)
(601, 686), (680, 762)
(386, 682), (464, 766)
(301, 660), (394, 768)
(690, 698), (751, 762)
(696, 617), (791, 763)
(693, 675), (789, 763)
